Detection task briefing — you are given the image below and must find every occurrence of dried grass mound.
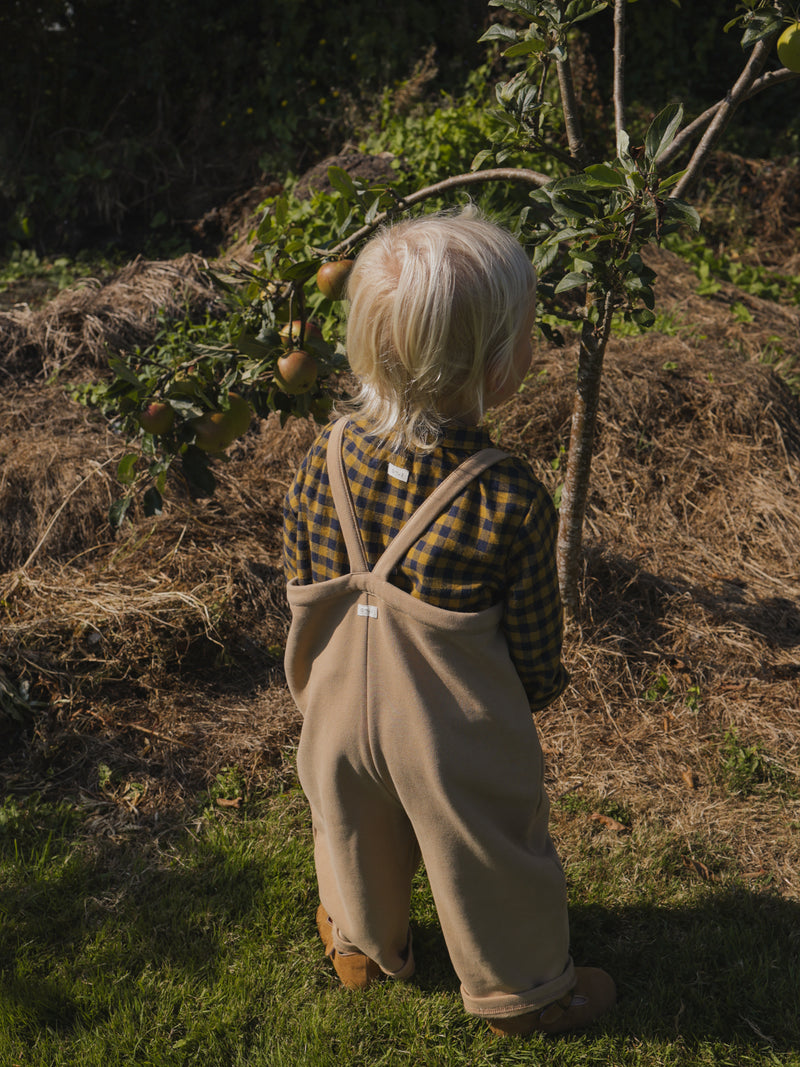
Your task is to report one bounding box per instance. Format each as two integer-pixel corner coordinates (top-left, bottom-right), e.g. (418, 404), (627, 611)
(0, 383), (122, 572)
(496, 338), (800, 896)
(0, 399), (317, 804)
(0, 253), (224, 380)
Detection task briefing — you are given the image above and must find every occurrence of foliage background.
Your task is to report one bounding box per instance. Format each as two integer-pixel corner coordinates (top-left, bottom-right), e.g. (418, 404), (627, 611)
(2, 0), (799, 255)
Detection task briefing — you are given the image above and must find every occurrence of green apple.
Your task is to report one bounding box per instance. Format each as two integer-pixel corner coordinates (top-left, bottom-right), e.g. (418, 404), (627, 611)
(777, 22), (800, 72)
(192, 411), (237, 452)
(192, 392), (253, 452)
(220, 392), (252, 438)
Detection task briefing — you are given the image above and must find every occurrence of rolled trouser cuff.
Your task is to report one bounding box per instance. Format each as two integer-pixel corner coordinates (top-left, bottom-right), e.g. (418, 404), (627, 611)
(461, 956), (576, 1019)
(381, 930), (415, 980)
(333, 923), (415, 980)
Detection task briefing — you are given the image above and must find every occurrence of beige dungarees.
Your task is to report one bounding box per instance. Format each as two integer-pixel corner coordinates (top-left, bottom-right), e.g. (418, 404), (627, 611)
(285, 419), (575, 1019)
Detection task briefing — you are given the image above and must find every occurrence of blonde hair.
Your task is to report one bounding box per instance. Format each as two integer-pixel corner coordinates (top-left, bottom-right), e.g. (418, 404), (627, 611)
(342, 208), (537, 452)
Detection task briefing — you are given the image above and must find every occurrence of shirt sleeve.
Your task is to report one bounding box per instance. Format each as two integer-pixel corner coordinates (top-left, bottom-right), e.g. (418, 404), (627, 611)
(283, 444), (314, 584)
(501, 478), (569, 711)
(283, 425), (333, 585)
(283, 475), (300, 583)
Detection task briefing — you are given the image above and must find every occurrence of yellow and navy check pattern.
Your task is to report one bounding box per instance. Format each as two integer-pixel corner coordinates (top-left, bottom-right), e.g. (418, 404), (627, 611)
(283, 419), (568, 711)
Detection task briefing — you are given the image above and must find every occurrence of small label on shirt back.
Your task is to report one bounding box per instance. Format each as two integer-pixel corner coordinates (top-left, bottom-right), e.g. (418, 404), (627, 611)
(388, 462), (409, 483)
(357, 604), (378, 619)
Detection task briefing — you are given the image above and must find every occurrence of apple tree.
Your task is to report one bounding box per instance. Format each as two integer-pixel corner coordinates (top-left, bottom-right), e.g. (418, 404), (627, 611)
(471, 0), (800, 615)
(84, 0), (800, 615)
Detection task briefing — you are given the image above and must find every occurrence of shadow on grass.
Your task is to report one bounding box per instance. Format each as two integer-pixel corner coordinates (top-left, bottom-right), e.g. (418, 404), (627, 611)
(572, 892), (800, 1050)
(0, 803), (313, 1040)
(409, 888), (800, 1051)
(2, 803), (798, 1053)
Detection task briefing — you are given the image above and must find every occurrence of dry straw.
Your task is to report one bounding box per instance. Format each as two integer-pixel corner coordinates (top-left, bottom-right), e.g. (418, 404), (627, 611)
(0, 242), (798, 891)
(0, 253), (223, 378)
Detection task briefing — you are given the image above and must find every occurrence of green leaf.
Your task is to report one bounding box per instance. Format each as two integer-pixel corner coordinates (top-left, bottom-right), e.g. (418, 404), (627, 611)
(532, 242), (561, 273)
(644, 102), (684, 165)
(632, 308), (656, 328)
(273, 196), (289, 228)
(664, 198), (700, 231)
(551, 190), (602, 219)
(537, 321), (566, 348)
(552, 174), (593, 191)
(571, 2), (609, 26)
(657, 168), (687, 193)
(504, 37), (547, 57)
(167, 396), (205, 420)
(555, 272), (590, 294)
(585, 163), (627, 187)
(364, 196), (382, 225)
(478, 24), (518, 44)
(471, 148), (494, 172)
(116, 453), (138, 485)
(282, 259), (320, 283)
(488, 0), (540, 17)
(181, 447), (217, 497)
(203, 268), (242, 299)
(327, 167), (358, 201)
(741, 12), (783, 47)
(235, 330), (274, 359)
(108, 357), (143, 389)
(143, 487), (163, 516)
(109, 495), (132, 528)
(616, 127), (632, 164)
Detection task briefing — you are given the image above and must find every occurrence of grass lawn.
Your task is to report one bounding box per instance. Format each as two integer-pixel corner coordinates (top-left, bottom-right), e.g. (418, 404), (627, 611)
(2, 772), (798, 1067)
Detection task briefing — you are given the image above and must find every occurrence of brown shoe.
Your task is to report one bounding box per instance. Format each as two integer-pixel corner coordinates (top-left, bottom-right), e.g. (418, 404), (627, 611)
(488, 968), (616, 1037)
(315, 905), (384, 990)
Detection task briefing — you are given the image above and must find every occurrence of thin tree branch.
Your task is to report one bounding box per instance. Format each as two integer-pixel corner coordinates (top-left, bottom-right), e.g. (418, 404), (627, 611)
(330, 167), (550, 255)
(660, 66), (799, 171)
(528, 134), (578, 172)
(557, 58), (590, 168)
(673, 35), (780, 199)
(613, 0), (626, 157)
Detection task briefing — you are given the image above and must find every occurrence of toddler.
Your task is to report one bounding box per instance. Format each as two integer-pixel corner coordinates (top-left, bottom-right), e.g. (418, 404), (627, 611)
(282, 210), (615, 1036)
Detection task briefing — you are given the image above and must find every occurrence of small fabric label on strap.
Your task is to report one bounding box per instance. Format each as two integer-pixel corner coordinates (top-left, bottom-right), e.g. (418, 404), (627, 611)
(388, 462), (409, 483)
(357, 604), (378, 619)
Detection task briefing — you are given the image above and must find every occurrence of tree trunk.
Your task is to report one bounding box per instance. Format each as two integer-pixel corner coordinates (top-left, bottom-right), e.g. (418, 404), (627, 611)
(556, 295), (614, 618)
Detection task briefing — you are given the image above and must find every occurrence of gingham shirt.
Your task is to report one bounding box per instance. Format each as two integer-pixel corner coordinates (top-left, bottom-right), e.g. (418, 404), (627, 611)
(283, 419), (568, 711)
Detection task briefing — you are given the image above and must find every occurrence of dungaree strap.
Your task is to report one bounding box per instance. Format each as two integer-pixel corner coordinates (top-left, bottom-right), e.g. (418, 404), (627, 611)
(327, 418), (370, 574)
(326, 418), (509, 578)
(372, 447), (508, 579)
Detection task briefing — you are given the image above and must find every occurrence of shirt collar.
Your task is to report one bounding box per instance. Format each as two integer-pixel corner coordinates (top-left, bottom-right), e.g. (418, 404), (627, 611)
(435, 422), (496, 454)
(348, 417), (496, 457)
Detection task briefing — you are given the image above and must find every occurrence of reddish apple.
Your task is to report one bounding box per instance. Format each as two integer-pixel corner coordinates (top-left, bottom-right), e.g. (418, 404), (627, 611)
(276, 349), (319, 395)
(138, 401), (175, 435)
(316, 259), (354, 300)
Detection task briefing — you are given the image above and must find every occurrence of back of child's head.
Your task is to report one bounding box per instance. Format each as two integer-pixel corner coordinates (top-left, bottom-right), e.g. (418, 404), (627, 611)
(343, 208), (536, 451)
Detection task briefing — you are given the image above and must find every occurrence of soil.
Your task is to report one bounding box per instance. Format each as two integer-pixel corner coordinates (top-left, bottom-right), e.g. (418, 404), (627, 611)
(1, 175), (799, 897)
